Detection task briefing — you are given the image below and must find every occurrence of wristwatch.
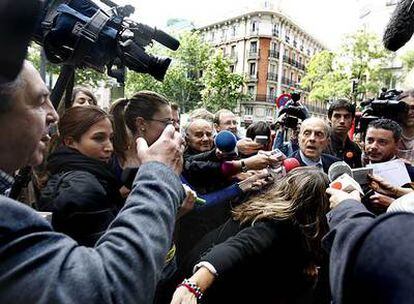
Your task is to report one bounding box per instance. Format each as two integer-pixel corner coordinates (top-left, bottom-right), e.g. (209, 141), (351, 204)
(241, 160), (248, 172)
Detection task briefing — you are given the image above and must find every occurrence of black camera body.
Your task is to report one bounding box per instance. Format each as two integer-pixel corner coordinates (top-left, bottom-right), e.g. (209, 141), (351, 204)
(356, 88), (408, 134)
(33, 0), (179, 83)
(277, 93), (310, 130)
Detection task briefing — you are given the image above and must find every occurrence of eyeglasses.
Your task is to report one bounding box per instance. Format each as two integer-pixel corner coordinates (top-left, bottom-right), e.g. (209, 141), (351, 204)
(147, 118), (174, 126)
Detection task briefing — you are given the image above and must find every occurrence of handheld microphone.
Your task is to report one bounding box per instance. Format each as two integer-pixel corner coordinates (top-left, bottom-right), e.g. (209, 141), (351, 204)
(383, 0), (414, 51)
(269, 157), (301, 179)
(215, 130), (238, 159)
(328, 161), (353, 182)
(328, 161), (363, 194)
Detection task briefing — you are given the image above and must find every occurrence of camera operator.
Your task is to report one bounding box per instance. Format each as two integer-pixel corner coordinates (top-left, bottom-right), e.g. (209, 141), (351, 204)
(272, 113), (300, 156)
(291, 117), (340, 173)
(397, 89), (414, 163)
(0, 61), (185, 303)
(325, 99), (362, 168)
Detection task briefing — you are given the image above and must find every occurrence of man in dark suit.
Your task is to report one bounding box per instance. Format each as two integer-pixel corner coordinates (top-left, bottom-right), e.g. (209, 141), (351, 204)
(291, 117), (340, 174)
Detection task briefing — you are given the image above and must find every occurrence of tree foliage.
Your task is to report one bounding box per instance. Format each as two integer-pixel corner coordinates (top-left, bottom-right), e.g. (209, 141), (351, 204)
(200, 51), (246, 112)
(302, 29), (392, 102)
(125, 30), (245, 112)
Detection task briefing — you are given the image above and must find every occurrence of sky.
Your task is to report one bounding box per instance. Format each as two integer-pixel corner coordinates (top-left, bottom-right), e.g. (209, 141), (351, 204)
(112, 0), (364, 50)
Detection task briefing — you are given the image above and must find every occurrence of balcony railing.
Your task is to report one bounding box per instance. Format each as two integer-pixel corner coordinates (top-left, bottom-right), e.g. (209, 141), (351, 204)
(248, 50), (259, 58)
(267, 72), (278, 81)
(245, 73), (258, 81)
(248, 94), (276, 103)
(303, 102), (327, 116)
(272, 30), (279, 37)
(269, 50), (280, 59)
(281, 76), (296, 87)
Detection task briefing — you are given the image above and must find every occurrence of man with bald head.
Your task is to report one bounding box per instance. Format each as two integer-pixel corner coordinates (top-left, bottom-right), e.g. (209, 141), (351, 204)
(185, 118), (214, 156)
(291, 117), (340, 173)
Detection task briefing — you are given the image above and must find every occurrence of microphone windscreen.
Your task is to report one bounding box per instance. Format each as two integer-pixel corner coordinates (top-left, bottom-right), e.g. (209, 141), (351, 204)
(283, 158), (301, 172)
(383, 0), (414, 51)
(328, 161), (353, 182)
(215, 130), (237, 152)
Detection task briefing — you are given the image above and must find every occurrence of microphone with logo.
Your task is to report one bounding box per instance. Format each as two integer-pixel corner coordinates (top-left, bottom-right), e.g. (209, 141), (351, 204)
(328, 161), (363, 194)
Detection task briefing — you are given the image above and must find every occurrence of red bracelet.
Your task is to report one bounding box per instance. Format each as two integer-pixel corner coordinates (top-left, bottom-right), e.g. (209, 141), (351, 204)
(177, 279), (203, 300)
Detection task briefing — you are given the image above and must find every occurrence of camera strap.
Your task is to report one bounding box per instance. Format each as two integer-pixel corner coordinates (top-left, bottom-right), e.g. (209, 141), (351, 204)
(70, 8), (110, 65)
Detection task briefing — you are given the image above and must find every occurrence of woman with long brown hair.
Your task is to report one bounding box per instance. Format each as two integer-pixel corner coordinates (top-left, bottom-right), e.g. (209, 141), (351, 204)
(171, 166), (331, 304)
(37, 106), (123, 247)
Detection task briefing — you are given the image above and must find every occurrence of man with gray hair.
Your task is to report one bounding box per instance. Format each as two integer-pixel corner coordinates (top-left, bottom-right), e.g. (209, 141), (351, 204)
(0, 61), (185, 303)
(291, 117), (340, 173)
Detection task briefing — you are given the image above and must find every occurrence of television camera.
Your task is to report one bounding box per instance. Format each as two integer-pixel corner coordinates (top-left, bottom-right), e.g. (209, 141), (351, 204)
(33, 0), (180, 108)
(355, 88), (408, 135)
(276, 92), (310, 129)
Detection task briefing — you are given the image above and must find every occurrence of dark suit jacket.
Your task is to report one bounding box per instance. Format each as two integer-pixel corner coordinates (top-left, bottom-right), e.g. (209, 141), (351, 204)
(405, 163), (414, 182)
(291, 150), (341, 174)
(323, 199), (414, 304)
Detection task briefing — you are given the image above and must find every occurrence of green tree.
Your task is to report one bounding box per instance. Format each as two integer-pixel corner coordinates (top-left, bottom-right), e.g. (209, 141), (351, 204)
(200, 51), (246, 112)
(125, 31), (211, 112)
(302, 29), (391, 102)
(301, 50), (335, 91)
(340, 29), (391, 100)
(401, 50), (414, 70)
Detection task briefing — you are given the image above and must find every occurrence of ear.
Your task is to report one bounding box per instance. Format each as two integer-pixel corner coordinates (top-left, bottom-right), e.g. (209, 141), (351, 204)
(214, 123), (220, 132)
(63, 136), (76, 148)
(135, 117), (147, 133)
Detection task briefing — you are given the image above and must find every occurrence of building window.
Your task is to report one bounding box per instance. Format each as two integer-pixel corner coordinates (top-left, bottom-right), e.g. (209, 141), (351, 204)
(251, 20), (259, 33)
(272, 23), (279, 36)
(270, 64), (276, 73)
(250, 41), (258, 54)
(230, 65), (235, 73)
(249, 62), (256, 76)
(285, 29), (290, 43)
(211, 31), (215, 41)
(266, 108), (273, 116)
(231, 45), (236, 57)
(221, 28), (226, 41)
(272, 42), (278, 51)
(231, 25), (236, 37)
(245, 106), (253, 115)
(247, 85), (255, 95)
(269, 87), (276, 99)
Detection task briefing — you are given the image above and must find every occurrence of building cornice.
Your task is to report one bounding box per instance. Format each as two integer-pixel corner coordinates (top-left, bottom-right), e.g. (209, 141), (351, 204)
(197, 10), (327, 50)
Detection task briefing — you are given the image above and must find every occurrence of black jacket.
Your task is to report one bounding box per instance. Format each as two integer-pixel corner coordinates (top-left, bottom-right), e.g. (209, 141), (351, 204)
(182, 219), (328, 304)
(325, 135), (362, 168)
(38, 147), (123, 247)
